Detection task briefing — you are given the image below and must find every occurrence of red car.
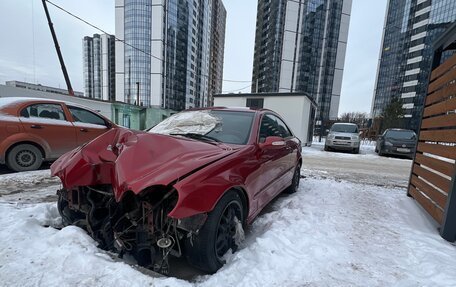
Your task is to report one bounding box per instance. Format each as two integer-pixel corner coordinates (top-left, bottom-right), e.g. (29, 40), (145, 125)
(51, 107), (302, 274)
(0, 97), (116, 171)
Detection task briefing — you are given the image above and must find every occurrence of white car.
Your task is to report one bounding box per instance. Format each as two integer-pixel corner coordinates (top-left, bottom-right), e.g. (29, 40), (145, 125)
(324, 123), (360, 154)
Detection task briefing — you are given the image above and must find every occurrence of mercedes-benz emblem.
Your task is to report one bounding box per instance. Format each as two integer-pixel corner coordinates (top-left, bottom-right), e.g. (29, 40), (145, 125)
(402, 144), (406, 148)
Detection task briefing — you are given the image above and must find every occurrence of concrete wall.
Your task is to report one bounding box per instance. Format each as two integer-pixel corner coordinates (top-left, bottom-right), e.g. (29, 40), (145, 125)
(214, 95), (313, 145)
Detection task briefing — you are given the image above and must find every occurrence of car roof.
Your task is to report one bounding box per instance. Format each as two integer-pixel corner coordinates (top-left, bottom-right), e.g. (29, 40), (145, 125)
(185, 106), (275, 114)
(333, 122), (358, 126)
(386, 128), (415, 132)
(0, 96), (100, 112)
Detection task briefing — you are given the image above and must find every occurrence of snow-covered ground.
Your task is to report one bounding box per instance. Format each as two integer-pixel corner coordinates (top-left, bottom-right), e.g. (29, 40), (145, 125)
(0, 147), (455, 287)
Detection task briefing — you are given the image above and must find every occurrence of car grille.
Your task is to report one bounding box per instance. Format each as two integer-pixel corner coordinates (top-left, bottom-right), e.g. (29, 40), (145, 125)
(335, 136), (351, 140)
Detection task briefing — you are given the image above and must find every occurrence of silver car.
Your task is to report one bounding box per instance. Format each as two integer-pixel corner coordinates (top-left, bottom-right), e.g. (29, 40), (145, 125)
(324, 123), (360, 154)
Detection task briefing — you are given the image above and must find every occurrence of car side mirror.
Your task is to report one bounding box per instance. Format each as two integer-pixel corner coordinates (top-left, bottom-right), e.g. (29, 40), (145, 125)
(326, 129), (329, 133)
(377, 135), (383, 139)
(260, 136), (285, 149)
(105, 121), (113, 129)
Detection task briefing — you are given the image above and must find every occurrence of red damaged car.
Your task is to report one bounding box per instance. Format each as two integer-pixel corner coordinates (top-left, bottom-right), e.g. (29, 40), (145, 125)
(51, 107), (302, 274)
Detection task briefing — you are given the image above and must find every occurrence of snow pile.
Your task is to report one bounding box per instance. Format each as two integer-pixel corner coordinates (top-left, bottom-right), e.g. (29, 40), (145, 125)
(1, 175), (455, 286)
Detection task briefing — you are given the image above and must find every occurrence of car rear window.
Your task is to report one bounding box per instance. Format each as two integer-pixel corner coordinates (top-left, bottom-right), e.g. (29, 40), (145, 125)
(385, 130), (416, 140)
(20, 103), (66, 121)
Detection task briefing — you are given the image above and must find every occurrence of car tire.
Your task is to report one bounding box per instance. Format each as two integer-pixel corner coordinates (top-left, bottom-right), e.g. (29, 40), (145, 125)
(324, 145), (329, 151)
(353, 148), (360, 154)
(6, 144), (43, 172)
(378, 148), (384, 156)
(185, 190), (244, 273)
(284, 163), (301, 194)
(375, 147), (378, 153)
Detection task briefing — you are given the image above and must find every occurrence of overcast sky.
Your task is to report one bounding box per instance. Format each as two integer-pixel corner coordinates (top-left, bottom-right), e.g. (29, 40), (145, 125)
(0, 0), (386, 116)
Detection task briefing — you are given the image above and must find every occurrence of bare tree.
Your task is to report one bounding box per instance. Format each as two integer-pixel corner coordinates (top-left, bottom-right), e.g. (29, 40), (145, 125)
(338, 112), (369, 127)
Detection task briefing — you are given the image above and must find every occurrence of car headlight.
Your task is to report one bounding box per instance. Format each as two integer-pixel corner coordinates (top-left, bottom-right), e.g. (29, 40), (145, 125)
(385, 141), (393, 146)
(351, 135), (359, 140)
(327, 134), (335, 139)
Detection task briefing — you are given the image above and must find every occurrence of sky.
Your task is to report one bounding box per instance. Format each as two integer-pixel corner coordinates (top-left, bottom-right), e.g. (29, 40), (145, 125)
(0, 0), (387, 116)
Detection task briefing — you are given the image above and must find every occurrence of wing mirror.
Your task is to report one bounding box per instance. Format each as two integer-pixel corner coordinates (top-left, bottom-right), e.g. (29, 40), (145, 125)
(260, 136), (285, 148)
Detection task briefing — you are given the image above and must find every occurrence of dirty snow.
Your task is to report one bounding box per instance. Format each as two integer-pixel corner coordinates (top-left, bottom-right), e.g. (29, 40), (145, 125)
(0, 146), (455, 287)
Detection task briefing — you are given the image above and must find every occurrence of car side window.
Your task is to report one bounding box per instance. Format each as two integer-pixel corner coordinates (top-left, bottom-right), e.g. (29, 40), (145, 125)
(68, 106), (106, 126)
(259, 114), (291, 143)
(20, 104), (66, 121)
(271, 115), (292, 138)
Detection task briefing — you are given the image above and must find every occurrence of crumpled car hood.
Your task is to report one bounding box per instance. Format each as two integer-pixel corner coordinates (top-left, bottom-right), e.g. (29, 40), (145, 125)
(51, 128), (237, 200)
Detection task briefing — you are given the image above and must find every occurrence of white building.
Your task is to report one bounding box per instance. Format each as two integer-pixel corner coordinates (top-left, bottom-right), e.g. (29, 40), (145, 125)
(214, 93), (316, 146)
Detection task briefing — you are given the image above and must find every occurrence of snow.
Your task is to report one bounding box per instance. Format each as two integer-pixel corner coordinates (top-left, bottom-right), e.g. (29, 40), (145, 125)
(0, 150), (455, 286)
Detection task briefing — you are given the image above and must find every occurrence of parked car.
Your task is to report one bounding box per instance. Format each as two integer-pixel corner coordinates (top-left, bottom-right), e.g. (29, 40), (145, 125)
(51, 107), (302, 274)
(375, 128), (417, 159)
(324, 122), (360, 153)
(0, 97), (116, 172)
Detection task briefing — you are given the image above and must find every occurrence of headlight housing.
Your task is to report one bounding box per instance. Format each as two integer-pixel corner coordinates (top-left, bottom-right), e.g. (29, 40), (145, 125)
(351, 135), (359, 140)
(327, 134), (335, 139)
(385, 141), (393, 146)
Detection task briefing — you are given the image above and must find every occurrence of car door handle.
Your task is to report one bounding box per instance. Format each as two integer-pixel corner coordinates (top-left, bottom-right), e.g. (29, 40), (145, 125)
(31, 125), (42, 129)
(80, 128), (88, 132)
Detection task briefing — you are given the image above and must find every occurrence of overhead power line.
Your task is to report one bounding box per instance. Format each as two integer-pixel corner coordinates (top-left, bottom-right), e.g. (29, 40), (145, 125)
(44, 0), (253, 84)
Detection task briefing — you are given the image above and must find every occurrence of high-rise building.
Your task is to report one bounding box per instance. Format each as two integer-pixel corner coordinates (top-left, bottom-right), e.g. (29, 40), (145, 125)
(115, 0), (225, 110)
(82, 34), (116, 101)
(372, 0), (456, 131)
(208, 0), (226, 106)
(251, 0), (352, 124)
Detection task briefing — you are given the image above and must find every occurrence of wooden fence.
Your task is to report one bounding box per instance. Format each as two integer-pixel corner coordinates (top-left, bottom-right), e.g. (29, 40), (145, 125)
(407, 52), (456, 242)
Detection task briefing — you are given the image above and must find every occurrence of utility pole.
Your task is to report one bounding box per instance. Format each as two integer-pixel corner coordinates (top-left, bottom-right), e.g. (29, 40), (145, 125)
(136, 82), (140, 106)
(41, 0), (74, 96)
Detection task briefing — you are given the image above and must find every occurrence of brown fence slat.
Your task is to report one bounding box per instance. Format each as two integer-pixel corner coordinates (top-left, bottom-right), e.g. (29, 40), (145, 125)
(411, 174), (448, 209)
(419, 129), (456, 143)
(415, 153), (455, 177)
(423, 96), (456, 117)
(417, 142), (456, 160)
(430, 53), (456, 81)
(412, 163), (451, 192)
(409, 186), (444, 224)
(428, 68), (456, 94)
(426, 83), (456, 106)
(421, 113), (456, 129)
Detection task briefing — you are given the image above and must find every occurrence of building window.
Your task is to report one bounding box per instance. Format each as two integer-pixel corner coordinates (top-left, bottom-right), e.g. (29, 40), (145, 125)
(246, 98), (264, 108)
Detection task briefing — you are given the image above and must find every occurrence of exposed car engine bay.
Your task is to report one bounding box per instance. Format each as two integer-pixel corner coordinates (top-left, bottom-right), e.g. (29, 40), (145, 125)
(57, 185), (206, 275)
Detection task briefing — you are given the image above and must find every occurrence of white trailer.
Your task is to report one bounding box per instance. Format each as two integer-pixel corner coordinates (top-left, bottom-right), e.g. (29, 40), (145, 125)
(214, 92), (316, 146)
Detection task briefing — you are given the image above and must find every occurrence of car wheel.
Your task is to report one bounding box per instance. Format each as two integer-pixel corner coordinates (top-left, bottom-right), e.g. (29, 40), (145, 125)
(185, 191), (244, 273)
(6, 144), (43, 172)
(284, 163), (301, 194)
(353, 147), (360, 154)
(375, 147), (378, 153)
(324, 145), (329, 151)
(378, 148), (384, 156)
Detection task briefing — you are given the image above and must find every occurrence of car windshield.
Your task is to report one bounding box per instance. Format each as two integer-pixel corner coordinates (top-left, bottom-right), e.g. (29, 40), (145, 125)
(386, 130), (416, 140)
(149, 110), (255, 145)
(330, 124), (358, 133)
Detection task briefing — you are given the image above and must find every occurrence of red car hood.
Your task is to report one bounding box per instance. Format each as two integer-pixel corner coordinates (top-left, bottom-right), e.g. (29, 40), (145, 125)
(51, 128), (238, 200)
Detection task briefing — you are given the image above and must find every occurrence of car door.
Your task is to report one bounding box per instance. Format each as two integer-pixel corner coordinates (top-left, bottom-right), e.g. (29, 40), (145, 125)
(67, 105), (111, 145)
(19, 103), (78, 158)
(253, 114), (292, 208)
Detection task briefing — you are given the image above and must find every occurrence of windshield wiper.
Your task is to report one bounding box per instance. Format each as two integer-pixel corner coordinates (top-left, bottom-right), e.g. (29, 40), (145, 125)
(170, 133), (221, 143)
